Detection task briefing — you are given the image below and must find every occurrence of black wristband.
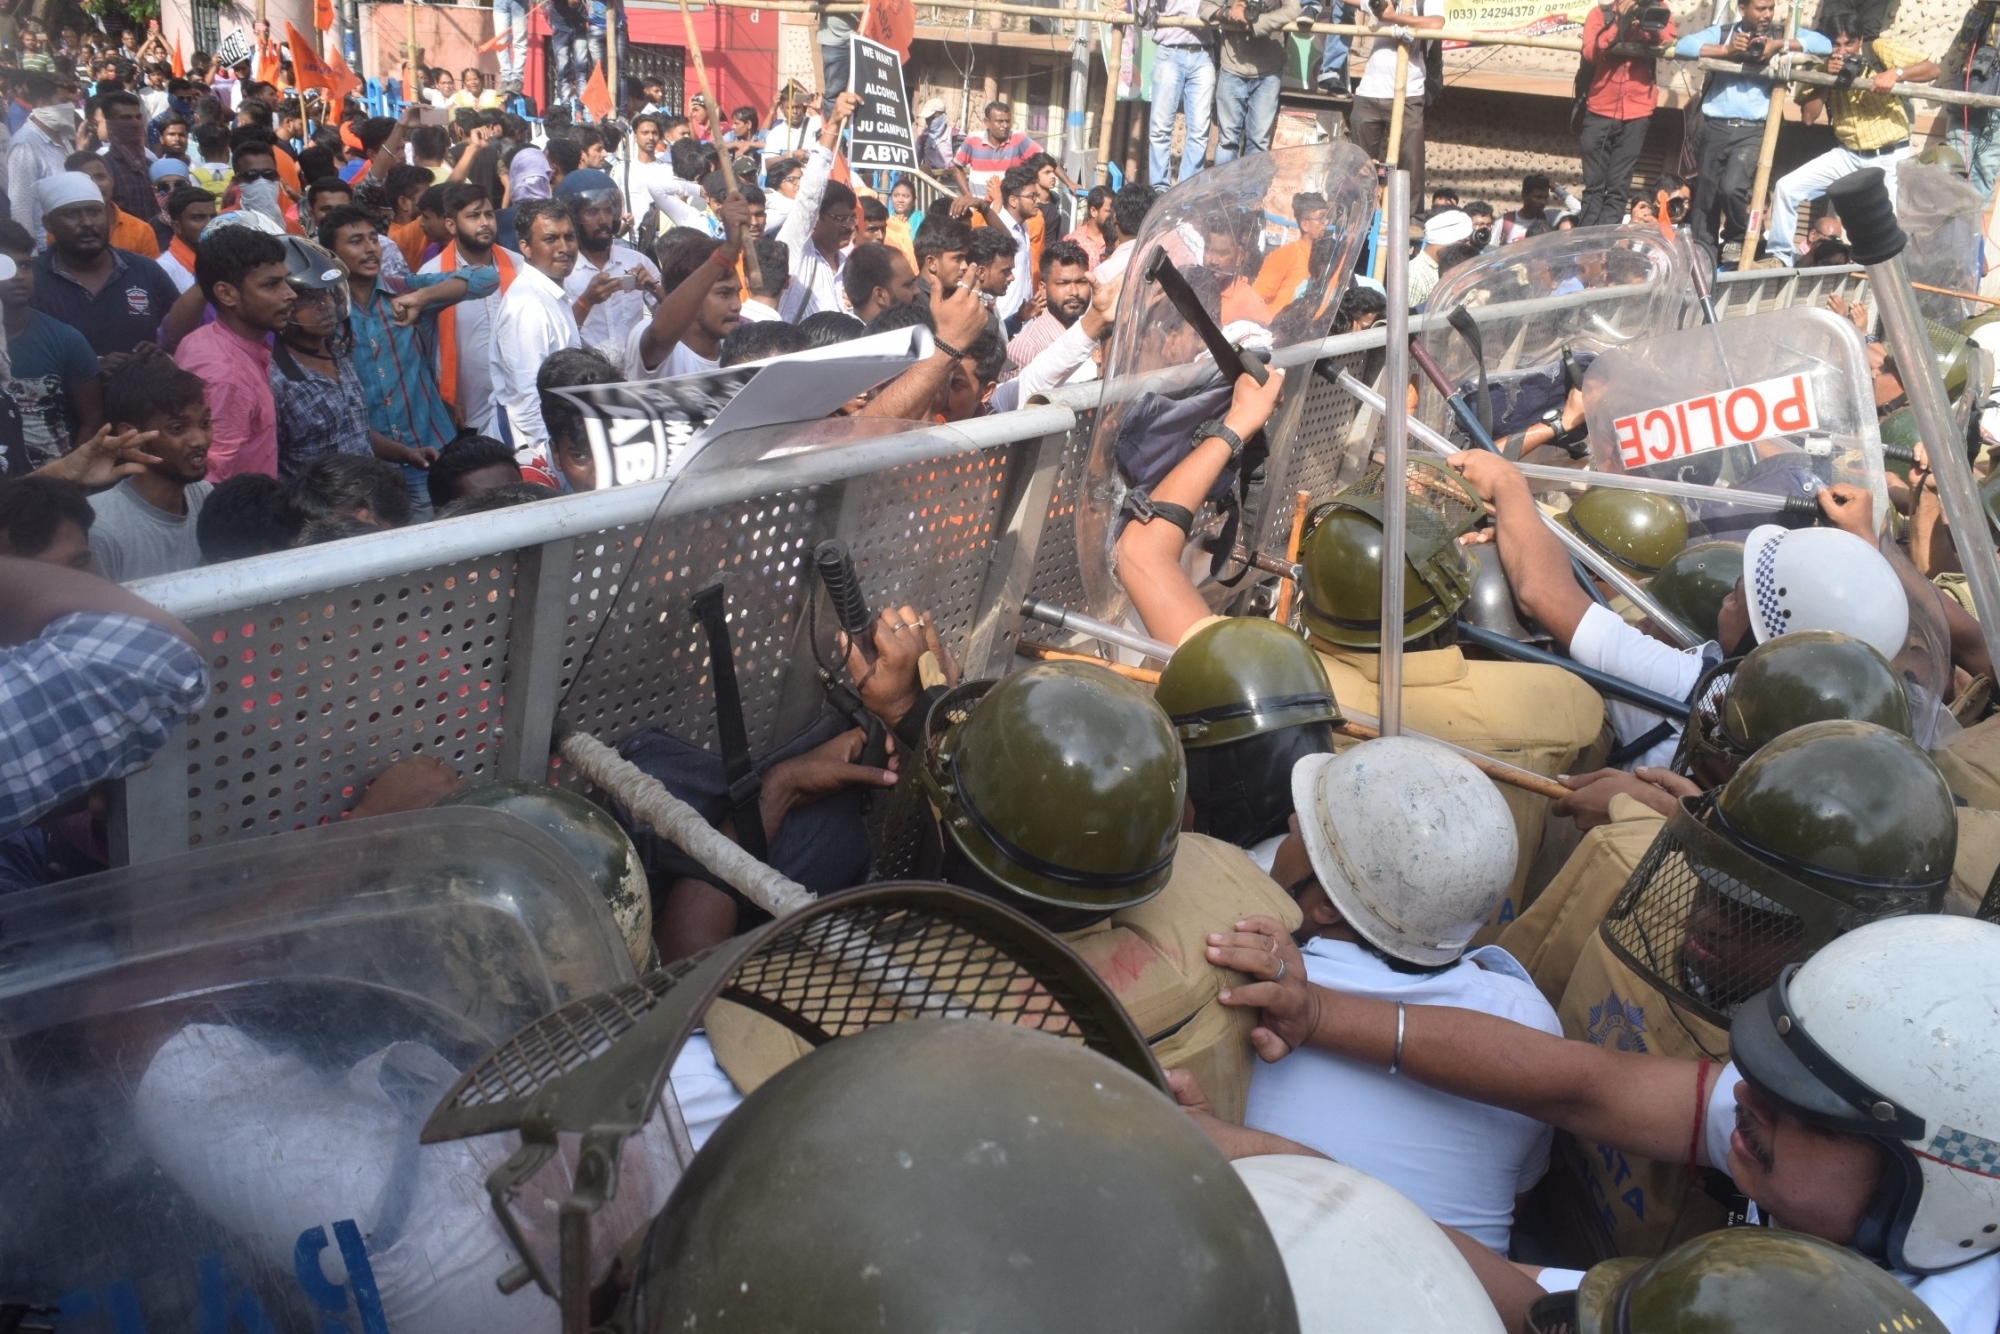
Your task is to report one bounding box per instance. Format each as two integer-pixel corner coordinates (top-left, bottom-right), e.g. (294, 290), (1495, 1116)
(934, 336), (970, 360)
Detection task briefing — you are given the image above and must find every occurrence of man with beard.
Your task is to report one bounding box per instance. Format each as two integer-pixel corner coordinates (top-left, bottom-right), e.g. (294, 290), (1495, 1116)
(1003, 239), (1092, 378)
(417, 183), (520, 437)
(30, 172), (178, 359)
(556, 168), (661, 363)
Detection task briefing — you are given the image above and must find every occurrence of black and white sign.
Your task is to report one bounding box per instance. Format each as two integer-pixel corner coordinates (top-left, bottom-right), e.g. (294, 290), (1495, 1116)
(847, 35), (917, 170)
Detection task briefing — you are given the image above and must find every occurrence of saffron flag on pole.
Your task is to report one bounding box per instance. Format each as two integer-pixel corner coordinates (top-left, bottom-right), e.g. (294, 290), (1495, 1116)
(286, 20), (361, 101)
(858, 0), (914, 61)
(581, 60), (612, 121)
(172, 33), (185, 76)
(314, 0), (337, 37)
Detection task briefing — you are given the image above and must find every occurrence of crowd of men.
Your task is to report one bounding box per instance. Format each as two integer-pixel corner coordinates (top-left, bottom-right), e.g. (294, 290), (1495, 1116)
(5, 13), (2000, 1334)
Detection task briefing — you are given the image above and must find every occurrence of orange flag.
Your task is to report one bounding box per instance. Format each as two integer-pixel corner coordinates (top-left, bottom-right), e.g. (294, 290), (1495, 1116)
(858, 0), (914, 62)
(313, 0), (336, 36)
(581, 60), (611, 121)
(171, 33), (185, 76)
(285, 19), (360, 101)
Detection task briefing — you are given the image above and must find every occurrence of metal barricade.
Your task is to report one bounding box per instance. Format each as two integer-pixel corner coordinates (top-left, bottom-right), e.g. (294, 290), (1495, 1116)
(104, 262), (1846, 864)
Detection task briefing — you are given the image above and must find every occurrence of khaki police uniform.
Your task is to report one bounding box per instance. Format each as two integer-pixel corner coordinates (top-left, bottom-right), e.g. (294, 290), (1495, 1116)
(1935, 713), (2000, 810)
(1541, 803), (2000, 1259)
(1313, 642), (1607, 926)
(1499, 795), (1667, 1007)
(706, 833), (1303, 1124)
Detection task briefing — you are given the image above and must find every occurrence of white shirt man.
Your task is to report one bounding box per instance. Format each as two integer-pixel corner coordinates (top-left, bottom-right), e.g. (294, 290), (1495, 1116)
(490, 260), (579, 461)
(995, 208), (1031, 324)
(1567, 601), (1716, 769)
(1355, 0), (1446, 100)
(417, 243), (525, 436)
(1244, 939), (1561, 1253)
(774, 144), (839, 321)
(621, 320), (719, 380)
(563, 242), (661, 363)
(739, 295), (782, 323)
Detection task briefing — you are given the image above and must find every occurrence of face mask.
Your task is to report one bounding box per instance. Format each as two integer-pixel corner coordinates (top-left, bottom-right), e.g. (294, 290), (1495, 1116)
(169, 94), (194, 116)
(241, 177), (283, 222)
(108, 117), (145, 151)
(30, 105), (78, 139)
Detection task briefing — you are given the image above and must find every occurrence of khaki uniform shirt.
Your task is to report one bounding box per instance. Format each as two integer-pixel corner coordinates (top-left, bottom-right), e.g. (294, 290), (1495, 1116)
(1314, 643), (1608, 927)
(1498, 795), (1666, 1007)
(1935, 713), (2000, 810)
(706, 833), (1302, 1124)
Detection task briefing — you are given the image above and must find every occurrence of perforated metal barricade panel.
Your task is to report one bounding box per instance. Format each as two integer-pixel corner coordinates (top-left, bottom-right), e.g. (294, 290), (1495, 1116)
(1019, 407), (1096, 644)
(1254, 348), (1381, 558)
(180, 560), (515, 849)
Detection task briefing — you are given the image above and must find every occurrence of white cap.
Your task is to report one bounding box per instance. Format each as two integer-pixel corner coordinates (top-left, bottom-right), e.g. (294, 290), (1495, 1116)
(1742, 524), (1910, 659)
(1423, 210), (1474, 247)
(37, 172), (104, 217)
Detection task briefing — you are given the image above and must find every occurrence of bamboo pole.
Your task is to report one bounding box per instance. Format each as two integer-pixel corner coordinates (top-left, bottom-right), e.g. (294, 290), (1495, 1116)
(1096, 19), (1123, 184)
(405, 0), (418, 105)
(1017, 639), (1162, 680)
(1854, 275), (2000, 308)
(1273, 489), (1310, 625)
(1692, 56), (2000, 109)
(674, 0), (764, 293)
(1383, 44), (1410, 181)
(1740, 80), (1788, 268)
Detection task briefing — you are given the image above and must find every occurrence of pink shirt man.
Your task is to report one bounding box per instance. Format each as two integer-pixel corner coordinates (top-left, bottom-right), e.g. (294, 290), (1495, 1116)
(173, 320), (277, 479)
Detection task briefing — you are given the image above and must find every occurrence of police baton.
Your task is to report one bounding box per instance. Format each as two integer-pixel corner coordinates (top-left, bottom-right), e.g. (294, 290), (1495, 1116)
(1143, 249), (1269, 387)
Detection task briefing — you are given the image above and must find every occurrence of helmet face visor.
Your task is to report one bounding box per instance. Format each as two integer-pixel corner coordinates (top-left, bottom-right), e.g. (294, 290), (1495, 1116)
(286, 281), (350, 335)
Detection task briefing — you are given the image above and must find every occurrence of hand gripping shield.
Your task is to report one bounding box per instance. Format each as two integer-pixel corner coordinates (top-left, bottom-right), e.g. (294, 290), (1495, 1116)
(420, 883), (1167, 1324)
(1297, 458), (1485, 650)
(1077, 142), (1376, 622)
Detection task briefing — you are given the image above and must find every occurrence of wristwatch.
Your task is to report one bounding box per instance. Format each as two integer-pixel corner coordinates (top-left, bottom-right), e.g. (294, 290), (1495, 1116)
(1195, 419), (1247, 464)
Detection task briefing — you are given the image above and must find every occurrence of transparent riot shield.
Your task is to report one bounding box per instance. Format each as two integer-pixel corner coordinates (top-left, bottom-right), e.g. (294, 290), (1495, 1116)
(1897, 161), (1985, 327)
(1580, 306), (1890, 537)
(0, 808), (672, 1332)
(1077, 141), (1378, 623)
(1417, 224), (1695, 454)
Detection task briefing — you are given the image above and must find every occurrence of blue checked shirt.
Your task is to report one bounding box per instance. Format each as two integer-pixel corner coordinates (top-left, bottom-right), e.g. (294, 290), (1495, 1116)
(1674, 25), (1831, 119)
(1, 612), (208, 840)
(347, 269), (499, 453)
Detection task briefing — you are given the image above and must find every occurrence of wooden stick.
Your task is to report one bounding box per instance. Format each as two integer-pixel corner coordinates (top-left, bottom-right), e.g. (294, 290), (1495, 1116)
(1740, 81), (1789, 269)
(1370, 45), (1409, 284)
(673, 0), (762, 294)
(1017, 638), (1161, 682)
(1274, 489), (1310, 626)
(1096, 18), (1123, 185)
(1856, 276), (2000, 309)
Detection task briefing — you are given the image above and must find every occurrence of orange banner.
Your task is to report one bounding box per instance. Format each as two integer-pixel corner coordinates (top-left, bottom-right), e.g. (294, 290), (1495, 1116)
(858, 0), (914, 62)
(285, 19), (361, 101)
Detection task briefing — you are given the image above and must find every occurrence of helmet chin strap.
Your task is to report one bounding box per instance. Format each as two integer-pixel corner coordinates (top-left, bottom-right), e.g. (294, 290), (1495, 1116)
(1849, 1139), (1919, 1271)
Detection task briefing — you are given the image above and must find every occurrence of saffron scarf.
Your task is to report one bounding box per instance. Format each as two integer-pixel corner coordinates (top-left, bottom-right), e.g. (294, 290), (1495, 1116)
(436, 244), (516, 406)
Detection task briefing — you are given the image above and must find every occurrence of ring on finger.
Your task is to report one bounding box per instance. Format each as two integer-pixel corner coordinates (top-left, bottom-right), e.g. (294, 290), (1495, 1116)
(1273, 957), (1287, 985)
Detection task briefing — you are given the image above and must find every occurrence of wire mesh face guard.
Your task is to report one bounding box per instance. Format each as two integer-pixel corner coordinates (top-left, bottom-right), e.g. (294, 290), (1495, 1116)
(1668, 657), (1742, 786)
(1303, 460), (1487, 641)
(419, 883), (1162, 1314)
(1600, 798), (1938, 1028)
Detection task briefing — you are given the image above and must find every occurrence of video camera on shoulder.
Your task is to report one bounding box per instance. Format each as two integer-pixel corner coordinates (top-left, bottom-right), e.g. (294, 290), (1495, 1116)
(1636, 4), (1671, 33)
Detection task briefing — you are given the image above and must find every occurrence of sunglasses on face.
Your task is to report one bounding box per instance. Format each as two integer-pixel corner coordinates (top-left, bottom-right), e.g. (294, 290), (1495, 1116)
(237, 168), (279, 183)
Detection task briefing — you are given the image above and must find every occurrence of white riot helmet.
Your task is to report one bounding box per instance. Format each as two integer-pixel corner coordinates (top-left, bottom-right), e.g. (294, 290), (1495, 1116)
(1233, 1156), (1505, 1334)
(1290, 737), (1517, 967)
(1729, 915), (2000, 1274)
(1742, 524), (1909, 659)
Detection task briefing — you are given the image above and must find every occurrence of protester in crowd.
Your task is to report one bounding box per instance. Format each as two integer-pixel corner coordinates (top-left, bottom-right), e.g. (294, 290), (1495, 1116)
(415, 183), (516, 439)
(1004, 239), (1093, 376)
(1066, 186), (1114, 269)
(1095, 182), (1153, 282)
(965, 225), (1021, 312)
(62, 151), (160, 258)
(1577, 0), (1675, 227)
(31, 171), (179, 359)
(1351, 0), (1444, 202)
(289, 452), (413, 529)
(775, 94), (861, 323)
(320, 203), (489, 516)
(1252, 192), (1330, 314)
(625, 221), (749, 379)
(10, 73), (77, 244)
(913, 214), (973, 298)
(1764, 17), (1936, 265)
(0, 221), (102, 470)
(87, 349), (213, 582)
(537, 346), (623, 492)
(719, 320), (812, 368)
(1202, 0), (1302, 163)
(558, 169), (661, 363)
(98, 89), (154, 223)
(842, 242), (920, 326)
(426, 433), (522, 513)
(1408, 208), (1472, 308)
(0, 550), (206, 841)
(0, 476), (97, 572)
(1148, 0), (1217, 188)
(174, 225), (291, 481)
(492, 196), (585, 461)
(948, 100), (1045, 198)
(195, 472), (302, 563)
(739, 237), (789, 323)
(1674, 0), (1830, 266)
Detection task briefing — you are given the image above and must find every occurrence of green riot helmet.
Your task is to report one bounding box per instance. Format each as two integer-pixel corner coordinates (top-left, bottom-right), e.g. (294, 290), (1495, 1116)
(917, 662), (1186, 912)
(1299, 459), (1486, 650)
(1155, 617), (1342, 848)
(436, 780), (652, 968)
(1527, 1227), (1946, 1334)
(1645, 540), (1742, 644)
(629, 1018), (1299, 1333)
(1557, 487), (1689, 579)
(1603, 719), (1954, 1025)
(1671, 630), (1912, 786)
